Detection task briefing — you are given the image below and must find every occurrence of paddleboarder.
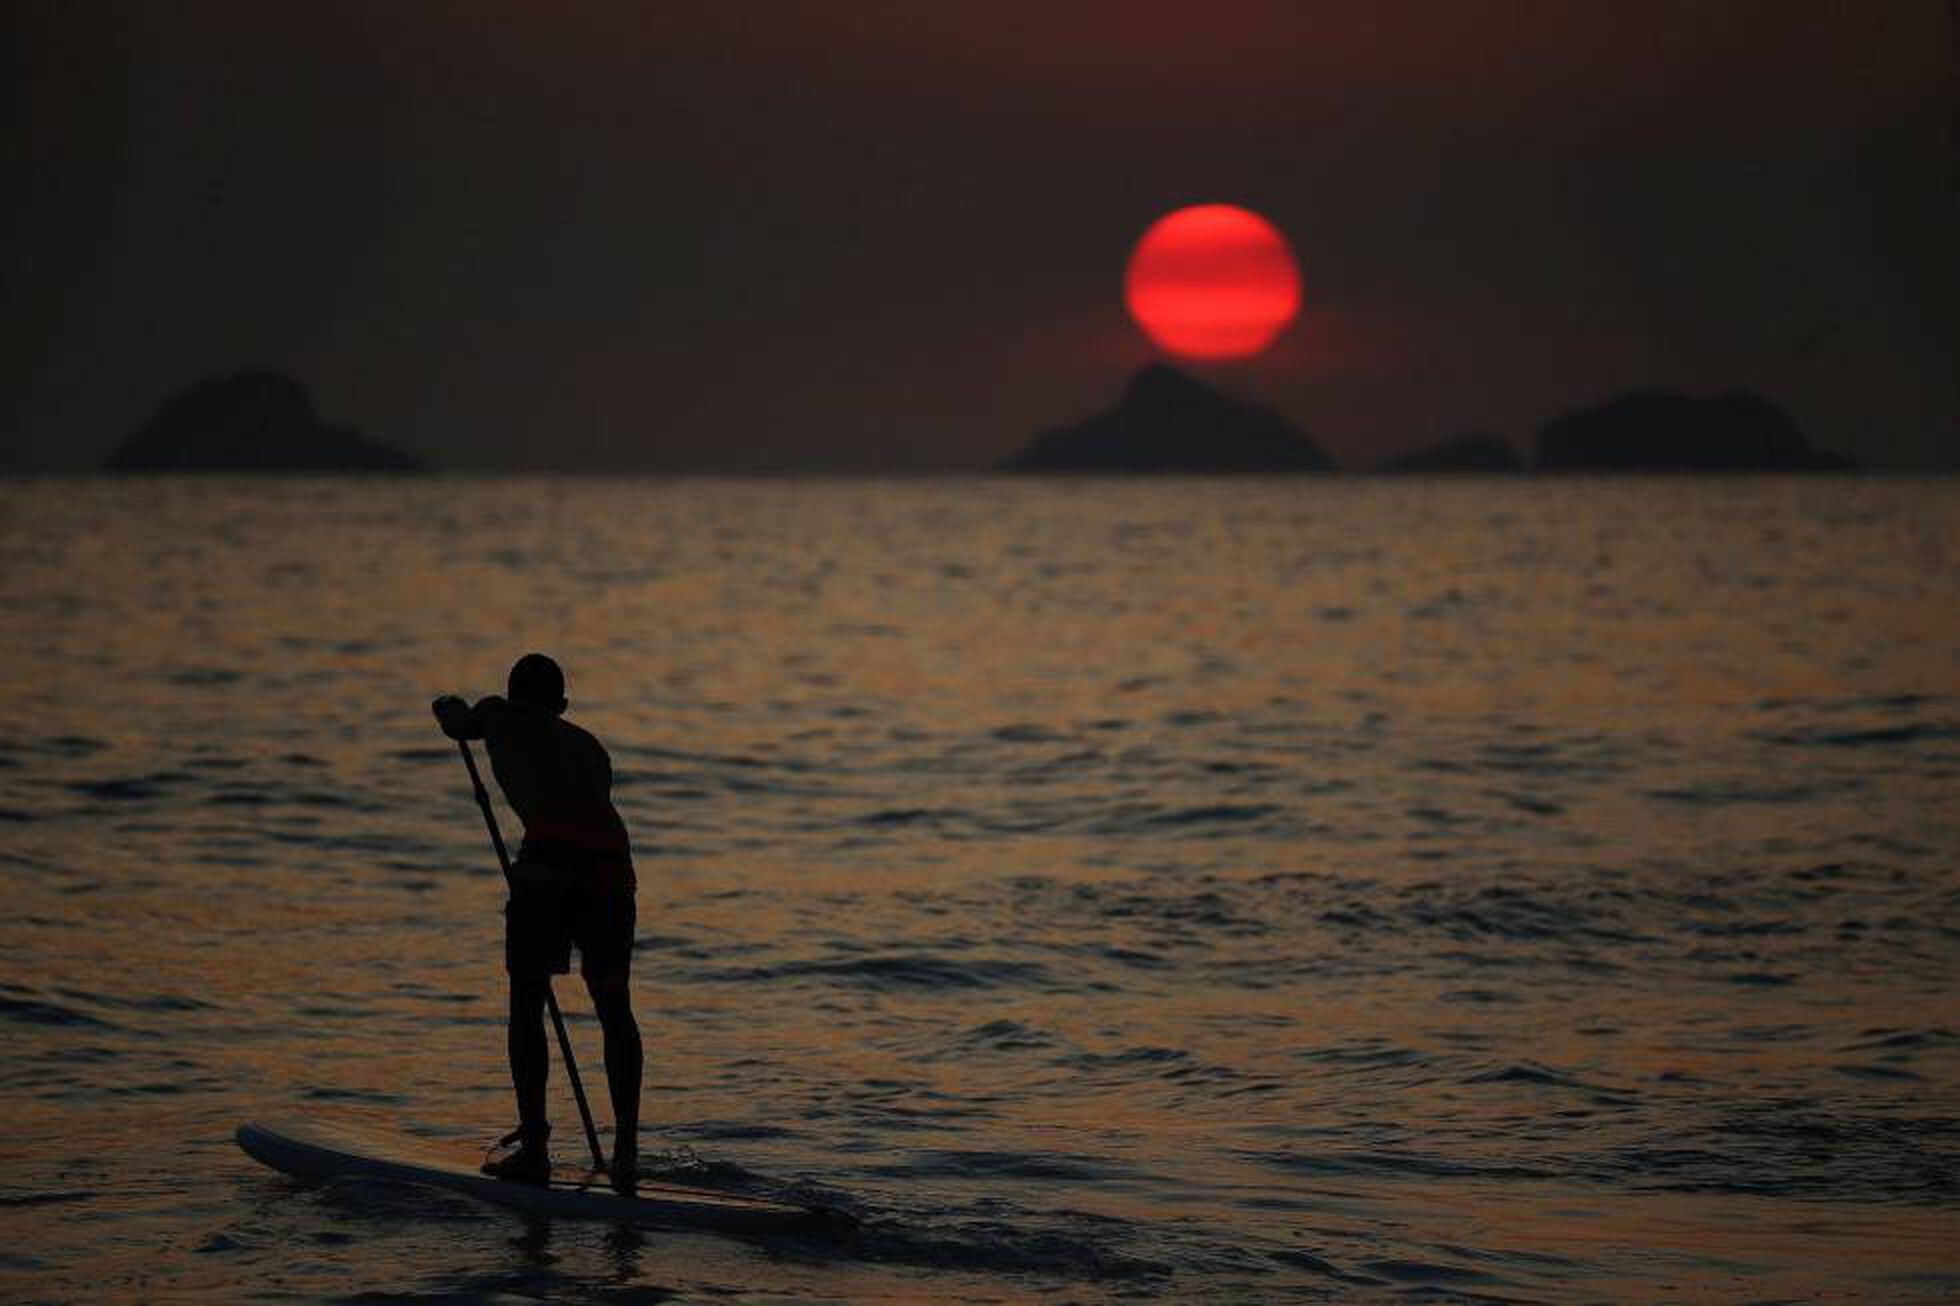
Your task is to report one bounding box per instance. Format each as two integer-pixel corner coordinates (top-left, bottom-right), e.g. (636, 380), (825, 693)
(432, 654), (641, 1190)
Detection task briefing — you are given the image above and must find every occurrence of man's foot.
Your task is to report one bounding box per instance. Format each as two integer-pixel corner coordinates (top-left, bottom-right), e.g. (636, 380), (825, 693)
(608, 1143), (639, 1195)
(482, 1127), (552, 1186)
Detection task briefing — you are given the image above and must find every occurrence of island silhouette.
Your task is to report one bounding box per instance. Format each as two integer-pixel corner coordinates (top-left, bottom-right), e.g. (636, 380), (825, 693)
(106, 371), (423, 473)
(1377, 431), (1520, 473)
(1006, 367), (1855, 474)
(1533, 390), (1854, 472)
(1003, 364), (1334, 473)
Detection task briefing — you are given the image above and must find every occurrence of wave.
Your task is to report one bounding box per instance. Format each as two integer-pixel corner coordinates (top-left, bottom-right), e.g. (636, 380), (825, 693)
(0, 991), (117, 1030)
(1761, 722), (1960, 748)
(708, 953), (1058, 992)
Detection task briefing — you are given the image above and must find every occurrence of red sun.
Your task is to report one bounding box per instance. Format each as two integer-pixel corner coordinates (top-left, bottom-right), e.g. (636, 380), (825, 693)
(1124, 204), (1302, 360)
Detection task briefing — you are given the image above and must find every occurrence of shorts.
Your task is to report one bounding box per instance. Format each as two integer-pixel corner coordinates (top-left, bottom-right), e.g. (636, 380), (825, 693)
(504, 876), (636, 983)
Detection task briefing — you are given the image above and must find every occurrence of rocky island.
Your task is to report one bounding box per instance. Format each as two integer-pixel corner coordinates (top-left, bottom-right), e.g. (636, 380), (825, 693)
(1378, 431), (1519, 473)
(106, 371), (423, 473)
(1004, 364), (1332, 473)
(1535, 390), (1852, 472)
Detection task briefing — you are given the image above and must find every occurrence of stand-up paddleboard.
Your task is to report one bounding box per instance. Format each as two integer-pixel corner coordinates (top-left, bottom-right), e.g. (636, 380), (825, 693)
(237, 1118), (846, 1235)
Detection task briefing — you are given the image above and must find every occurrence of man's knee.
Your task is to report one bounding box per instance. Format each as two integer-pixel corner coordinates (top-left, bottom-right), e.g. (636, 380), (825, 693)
(585, 975), (634, 1022)
(510, 974), (552, 1014)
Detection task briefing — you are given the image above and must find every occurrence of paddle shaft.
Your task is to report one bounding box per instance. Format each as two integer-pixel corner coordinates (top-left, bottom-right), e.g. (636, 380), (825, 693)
(458, 739), (607, 1171)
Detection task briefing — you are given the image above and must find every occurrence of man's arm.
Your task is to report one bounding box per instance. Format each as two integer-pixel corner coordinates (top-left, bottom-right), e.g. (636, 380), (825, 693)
(432, 694), (515, 740)
(431, 695), (481, 740)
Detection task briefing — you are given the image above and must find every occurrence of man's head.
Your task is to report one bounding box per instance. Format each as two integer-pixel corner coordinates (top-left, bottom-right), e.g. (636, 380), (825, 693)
(507, 653), (568, 715)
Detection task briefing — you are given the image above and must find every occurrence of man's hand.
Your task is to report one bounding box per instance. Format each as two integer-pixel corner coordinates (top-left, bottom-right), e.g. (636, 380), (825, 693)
(431, 694), (473, 740)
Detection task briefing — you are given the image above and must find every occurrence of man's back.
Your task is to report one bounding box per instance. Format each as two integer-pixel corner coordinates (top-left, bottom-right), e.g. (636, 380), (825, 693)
(479, 700), (613, 831)
(443, 694), (635, 889)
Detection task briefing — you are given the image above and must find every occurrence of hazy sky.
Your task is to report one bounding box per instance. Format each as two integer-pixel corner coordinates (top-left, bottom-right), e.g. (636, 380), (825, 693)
(5, 1), (1955, 470)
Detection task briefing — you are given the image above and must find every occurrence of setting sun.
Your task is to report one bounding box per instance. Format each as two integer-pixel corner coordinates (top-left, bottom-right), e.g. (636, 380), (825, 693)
(1124, 204), (1302, 360)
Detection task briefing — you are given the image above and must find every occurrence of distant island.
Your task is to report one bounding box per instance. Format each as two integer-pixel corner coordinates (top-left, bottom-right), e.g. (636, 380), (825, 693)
(1004, 363), (1333, 473)
(1008, 371), (1858, 476)
(1535, 390), (1853, 472)
(106, 371), (423, 473)
(1377, 431), (1519, 473)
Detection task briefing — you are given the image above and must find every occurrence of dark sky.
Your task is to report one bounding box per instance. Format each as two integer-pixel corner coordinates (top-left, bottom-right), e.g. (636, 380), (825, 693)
(5, 1), (1955, 471)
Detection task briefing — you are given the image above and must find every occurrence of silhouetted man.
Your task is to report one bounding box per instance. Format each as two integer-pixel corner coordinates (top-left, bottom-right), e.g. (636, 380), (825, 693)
(432, 654), (641, 1190)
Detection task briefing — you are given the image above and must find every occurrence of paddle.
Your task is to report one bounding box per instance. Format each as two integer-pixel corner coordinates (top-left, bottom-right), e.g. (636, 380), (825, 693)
(457, 739), (608, 1172)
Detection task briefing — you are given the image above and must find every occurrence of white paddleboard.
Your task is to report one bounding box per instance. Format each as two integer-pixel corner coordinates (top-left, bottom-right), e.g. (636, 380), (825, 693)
(237, 1118), (844, 1235)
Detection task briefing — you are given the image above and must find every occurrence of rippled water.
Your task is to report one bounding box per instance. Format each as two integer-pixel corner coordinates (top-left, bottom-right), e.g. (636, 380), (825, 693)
(1, 475), (1956, 1302)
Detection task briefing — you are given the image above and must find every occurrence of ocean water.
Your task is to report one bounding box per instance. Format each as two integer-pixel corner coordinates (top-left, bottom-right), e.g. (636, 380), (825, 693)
(0, 474), (1955, 1303)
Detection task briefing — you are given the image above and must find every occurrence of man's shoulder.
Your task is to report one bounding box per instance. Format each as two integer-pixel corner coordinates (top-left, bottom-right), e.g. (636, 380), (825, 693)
(554, 717), (609, 756)
(476, 696), (555, 741)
